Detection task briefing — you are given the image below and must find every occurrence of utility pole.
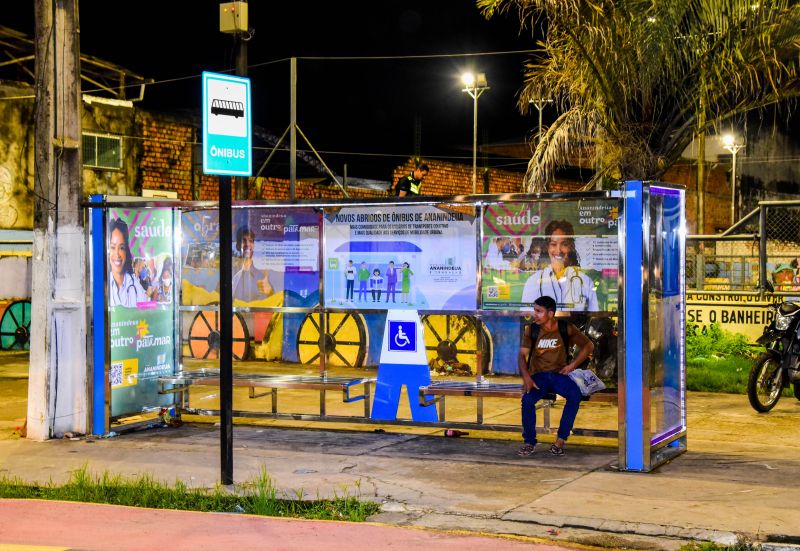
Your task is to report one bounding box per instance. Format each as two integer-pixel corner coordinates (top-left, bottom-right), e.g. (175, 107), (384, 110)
(233, 0), (249, 200)
(28, 0), (86, 440)
(290, 57), (297, 200)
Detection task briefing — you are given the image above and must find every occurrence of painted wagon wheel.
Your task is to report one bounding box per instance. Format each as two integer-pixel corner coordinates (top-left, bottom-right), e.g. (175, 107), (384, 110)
(421, 314), (493, 375)
(296, 312), (368, 368)
(0, 300), (31, 351)
(188, 309), (250, 361)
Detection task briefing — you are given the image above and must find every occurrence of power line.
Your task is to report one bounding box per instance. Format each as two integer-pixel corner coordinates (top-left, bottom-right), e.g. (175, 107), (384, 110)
(296, 49), (535, 61)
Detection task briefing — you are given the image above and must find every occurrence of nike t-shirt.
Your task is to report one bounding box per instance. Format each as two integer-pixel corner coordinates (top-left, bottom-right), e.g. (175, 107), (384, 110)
(521, 322), (590, 374)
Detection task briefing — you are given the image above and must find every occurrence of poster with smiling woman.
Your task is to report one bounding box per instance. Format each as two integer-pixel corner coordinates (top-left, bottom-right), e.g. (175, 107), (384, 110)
(481, 200), (620, 312)
(107, 208), (176, 417)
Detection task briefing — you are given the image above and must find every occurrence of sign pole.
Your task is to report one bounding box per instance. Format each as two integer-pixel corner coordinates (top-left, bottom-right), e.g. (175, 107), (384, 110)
(202, 71), (251, 485)
(219, 175), (233, 485)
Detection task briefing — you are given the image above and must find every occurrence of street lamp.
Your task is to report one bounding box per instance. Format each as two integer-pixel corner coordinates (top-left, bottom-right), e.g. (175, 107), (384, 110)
(461, 72), (489, 194)
(721, 133), (744, 225)
(529, 98), (553, 142)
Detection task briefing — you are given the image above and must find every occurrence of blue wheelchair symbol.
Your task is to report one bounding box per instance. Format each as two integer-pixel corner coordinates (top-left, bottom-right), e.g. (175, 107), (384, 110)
(388, 321), (416, 352)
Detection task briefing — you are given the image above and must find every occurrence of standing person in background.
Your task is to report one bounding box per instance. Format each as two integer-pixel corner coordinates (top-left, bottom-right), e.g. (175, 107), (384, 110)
(369, 268), (384, 303)
(357, 261), (370, 301)
(385, 261), (398, 303)
(394, 162), (429, 197)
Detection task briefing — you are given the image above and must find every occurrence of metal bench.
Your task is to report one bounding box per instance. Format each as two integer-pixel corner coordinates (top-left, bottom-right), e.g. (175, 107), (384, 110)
(419, 379), (618, 437)
(159, 368), (376, 417)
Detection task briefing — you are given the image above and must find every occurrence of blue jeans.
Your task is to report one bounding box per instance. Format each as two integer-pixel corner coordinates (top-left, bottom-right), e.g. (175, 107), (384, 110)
(521, 371), (583, 445)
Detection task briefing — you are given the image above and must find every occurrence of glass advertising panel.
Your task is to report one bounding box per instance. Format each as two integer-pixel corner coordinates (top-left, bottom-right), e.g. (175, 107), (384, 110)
(481, 200), (619, 312)
(180, 207), (321, 308)
(648, 187), (686, 445)
(323, 205), (477, 310)
(107, 207), (176, 417)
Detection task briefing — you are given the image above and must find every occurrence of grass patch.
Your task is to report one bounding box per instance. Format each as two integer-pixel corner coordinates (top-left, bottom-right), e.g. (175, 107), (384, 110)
(686, 356), (752, 394)
(680, 537), (759, 551)
(0, 465), (379, 521)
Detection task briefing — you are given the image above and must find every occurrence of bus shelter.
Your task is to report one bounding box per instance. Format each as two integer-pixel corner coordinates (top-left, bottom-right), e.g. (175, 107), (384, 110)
(87, 181), (686, 472)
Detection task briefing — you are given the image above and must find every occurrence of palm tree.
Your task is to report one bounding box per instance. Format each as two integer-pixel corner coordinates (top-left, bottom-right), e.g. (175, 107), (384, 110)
(478, 0), (800, 192)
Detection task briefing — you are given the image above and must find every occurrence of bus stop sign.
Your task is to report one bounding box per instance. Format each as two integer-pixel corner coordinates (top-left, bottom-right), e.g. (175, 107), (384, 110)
(202, 71), (251, 176)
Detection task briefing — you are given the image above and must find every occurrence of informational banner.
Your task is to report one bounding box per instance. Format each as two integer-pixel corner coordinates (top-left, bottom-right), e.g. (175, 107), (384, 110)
(481, 200), (619, 312)
(181, 208), (320, 308)
(323, 205), (477, 310)
(687, 292), (777, 342)
(107, 208), (176, 416)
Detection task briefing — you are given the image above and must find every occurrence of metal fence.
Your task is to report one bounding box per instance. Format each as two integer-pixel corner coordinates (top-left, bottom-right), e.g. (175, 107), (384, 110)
(687, 200), (800, 295)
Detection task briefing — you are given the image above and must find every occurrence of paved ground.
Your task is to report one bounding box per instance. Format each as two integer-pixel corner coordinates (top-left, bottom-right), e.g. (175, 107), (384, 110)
(3, 351), (800, 550)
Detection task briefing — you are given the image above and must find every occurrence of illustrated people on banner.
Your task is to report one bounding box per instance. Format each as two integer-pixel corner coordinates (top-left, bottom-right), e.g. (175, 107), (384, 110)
(517, 295), (594, 457)
(232, 225), (274, 303)
(369, 268), (384, 303)
(394, 161), (429, 197)
(357, 261), (370, 301)
(344, 259), (356, 302)
(520, 219), (599, 311)
(400, 261), (414, 304)
(151, 256), (174, 303)
(108, 218), (147, 308)
(385, 260), (399, 303)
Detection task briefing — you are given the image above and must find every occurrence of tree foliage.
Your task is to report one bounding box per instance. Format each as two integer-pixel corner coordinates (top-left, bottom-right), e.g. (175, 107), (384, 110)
(479, 0), (800, 191)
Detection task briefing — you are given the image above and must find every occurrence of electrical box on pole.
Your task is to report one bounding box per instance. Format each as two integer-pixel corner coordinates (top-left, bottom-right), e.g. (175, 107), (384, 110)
(220, 2), (248, 33)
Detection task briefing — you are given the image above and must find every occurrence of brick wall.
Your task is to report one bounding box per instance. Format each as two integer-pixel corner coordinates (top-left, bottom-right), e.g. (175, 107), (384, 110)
(138, 112), (195, 200)
(663, 162), (730, 234)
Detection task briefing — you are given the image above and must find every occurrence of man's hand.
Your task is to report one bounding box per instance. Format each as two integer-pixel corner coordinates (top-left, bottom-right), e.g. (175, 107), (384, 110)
(559, 362), (576, 375)
(522, 375), (538, 394)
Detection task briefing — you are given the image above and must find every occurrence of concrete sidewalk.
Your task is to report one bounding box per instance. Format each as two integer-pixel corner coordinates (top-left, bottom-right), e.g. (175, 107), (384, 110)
(2, 391), (800, 550)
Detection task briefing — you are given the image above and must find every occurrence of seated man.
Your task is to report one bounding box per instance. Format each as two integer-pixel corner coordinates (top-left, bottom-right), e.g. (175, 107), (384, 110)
(518, 295), (593, 457)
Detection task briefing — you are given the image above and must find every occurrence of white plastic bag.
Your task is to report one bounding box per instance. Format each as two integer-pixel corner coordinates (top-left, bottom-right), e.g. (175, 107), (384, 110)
(568, 368), (606, 396)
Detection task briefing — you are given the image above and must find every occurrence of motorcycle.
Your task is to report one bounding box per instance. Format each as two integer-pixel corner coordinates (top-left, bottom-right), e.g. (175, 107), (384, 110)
(570, 313), (619, 384)
(748, 300), (800, 412)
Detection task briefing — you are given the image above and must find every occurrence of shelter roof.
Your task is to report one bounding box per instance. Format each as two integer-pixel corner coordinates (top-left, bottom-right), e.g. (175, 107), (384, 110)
(0, 25), (151, 100)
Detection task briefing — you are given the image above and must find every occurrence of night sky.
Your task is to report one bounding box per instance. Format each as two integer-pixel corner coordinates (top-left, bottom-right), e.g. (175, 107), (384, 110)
(5, 1), (542, 181)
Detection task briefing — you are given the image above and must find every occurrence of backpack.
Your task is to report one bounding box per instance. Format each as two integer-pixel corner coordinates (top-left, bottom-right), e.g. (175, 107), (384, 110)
(527, 319), (590, 371)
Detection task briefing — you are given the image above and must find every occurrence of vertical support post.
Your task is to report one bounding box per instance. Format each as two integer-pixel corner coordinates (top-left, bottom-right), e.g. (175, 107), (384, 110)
(234, 13), (248, 200)
(730, 149), (737, 226)
(471, 91), (478, 195)
(759, 205), (767, 294)
(220, 176), (233, 485)
(290, 57), (297, 200)
(621, 181), (646, 471)
(89, 196), (107, 435)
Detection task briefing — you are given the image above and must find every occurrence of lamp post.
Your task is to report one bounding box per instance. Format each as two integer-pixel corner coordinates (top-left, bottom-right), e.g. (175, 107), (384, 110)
(721, 133), (744, 225)
(529, 98), (553, 142)
(462, 72), (489, 195)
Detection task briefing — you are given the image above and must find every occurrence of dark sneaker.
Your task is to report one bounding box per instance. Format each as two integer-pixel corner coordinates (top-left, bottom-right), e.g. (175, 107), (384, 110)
(517, 443), (536, 457)
(549, 444), (565, 456)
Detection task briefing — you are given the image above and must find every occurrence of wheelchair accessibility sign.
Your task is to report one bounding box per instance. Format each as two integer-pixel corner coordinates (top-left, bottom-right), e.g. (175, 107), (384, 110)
(388, 321), (416, 352)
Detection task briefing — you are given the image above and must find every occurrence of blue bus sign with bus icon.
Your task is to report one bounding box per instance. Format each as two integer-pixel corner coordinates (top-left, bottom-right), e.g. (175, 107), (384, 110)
(202, 71), (251, 176)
